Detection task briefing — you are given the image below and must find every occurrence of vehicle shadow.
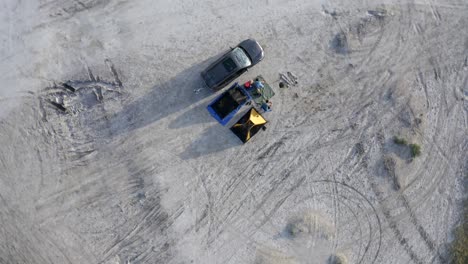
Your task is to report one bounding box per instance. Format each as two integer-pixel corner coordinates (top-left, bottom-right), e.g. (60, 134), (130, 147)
(179, 125), (241, 160)
(103, 54), (223, 138)
(167, 101), (212, 129)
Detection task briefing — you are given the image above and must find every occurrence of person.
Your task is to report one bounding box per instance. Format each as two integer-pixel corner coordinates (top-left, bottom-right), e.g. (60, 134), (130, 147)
(252, 80), (264, 97)
(261, 100), (272, 112)
(253, 80), (264, 89)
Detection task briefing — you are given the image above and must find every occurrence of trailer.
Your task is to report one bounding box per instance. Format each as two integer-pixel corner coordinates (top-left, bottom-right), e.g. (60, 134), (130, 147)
(206, 82), (251, 126)
(206, 75), (275, 127)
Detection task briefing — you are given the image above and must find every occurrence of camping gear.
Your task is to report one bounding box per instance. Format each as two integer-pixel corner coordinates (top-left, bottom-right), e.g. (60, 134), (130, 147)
(279, 73), (294, 86)
(245, 75), (275, 107)
(207, 82), (252, 126)
(230, 108), (267, 143)
(279, 71), (298, 87)
(287, 71), (298, 85)
(261, 101), (272, 112)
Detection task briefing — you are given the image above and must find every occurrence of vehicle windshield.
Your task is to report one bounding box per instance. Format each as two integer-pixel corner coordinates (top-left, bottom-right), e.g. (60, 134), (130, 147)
(203, 47), (252, 88)
(231, 47), (252, 68)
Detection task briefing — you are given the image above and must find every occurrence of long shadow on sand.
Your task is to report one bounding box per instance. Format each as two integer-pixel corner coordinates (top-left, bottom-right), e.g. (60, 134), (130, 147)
(102, 55), (222, 138)
(98, 53), (243, 159)
(179, 125), (241, 160)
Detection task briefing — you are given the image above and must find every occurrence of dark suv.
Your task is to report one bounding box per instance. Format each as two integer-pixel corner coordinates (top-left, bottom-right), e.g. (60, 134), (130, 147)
(201, 39), (264, 90)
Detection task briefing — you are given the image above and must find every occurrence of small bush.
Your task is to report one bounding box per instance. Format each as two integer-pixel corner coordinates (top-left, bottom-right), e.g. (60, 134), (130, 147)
(451, 223), (468, 264)
(409, 144), (421, 157)
(286, 223), (301, 237)
(393, 136), (408, 145)
(286, 214), (334, 239)
(393, 135), (422, 158)
(451, 198), (468, 264)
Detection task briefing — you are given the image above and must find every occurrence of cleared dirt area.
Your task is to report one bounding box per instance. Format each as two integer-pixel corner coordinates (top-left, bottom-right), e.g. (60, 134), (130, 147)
(0, 0), (467, 263)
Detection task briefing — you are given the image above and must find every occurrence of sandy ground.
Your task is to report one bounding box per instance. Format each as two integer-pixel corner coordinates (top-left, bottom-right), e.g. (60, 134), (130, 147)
(0, 0), (467, 263)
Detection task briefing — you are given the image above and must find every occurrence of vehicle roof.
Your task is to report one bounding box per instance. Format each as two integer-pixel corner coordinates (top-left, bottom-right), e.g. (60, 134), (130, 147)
(204, 56), (240, 87)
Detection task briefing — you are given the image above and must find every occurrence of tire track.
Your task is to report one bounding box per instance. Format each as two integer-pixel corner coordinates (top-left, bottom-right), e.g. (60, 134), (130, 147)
(366, 92), (459, 264)
(315, 180), (383, 264)
(398, 194), (446, 263)
(227, 174), (382, 264)
(368, 179), (425, 264)
(427, 1), (442, 22)
(417, 70), (431, 108)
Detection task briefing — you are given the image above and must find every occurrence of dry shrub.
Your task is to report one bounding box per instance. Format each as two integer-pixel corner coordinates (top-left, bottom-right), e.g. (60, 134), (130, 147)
(286, 213), (334, 240)
(451, 196), (468, 264)
(328, 253), (348, 264)
(409, 143), (421, 157)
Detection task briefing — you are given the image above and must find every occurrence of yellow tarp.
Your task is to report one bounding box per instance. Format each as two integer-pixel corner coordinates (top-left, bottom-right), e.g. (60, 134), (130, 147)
(249, 108), (267, 125)
(231, 108), (267, 143)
